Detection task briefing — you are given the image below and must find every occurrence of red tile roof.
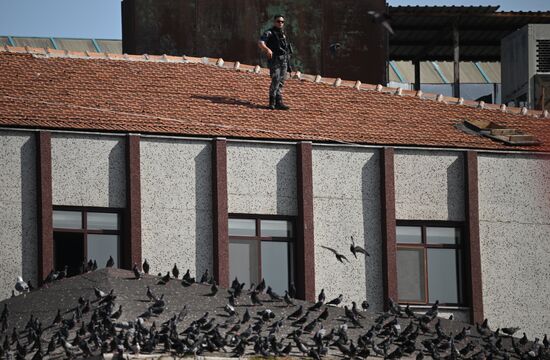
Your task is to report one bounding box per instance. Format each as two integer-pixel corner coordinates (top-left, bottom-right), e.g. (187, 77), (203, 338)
(1, 46), (550, 152)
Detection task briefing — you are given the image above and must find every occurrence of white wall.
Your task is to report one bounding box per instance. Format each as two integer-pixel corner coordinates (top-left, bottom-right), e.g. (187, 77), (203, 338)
(394, 149), (469, 320)
(140, 139), (213, 277)
(478, 154), (550, 337)
(51, 134), (126, 208)
(0, 132), (37, 300)
(227, 142), (296, 215)
(312, 147), (384, 311)
(395, 150), (465, 221)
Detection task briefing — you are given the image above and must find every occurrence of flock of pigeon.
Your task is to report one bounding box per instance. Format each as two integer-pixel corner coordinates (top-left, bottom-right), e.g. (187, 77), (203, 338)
(2, 255), (549, 360)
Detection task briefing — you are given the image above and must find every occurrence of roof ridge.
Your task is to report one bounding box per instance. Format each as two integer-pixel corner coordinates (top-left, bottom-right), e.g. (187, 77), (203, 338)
(2, 45), (549, 120)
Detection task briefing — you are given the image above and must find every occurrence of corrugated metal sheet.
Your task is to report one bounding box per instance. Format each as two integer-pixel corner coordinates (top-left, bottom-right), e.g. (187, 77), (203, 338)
(390, 61), (500, 84)
(420, 61), (444, 83)
(389, 64), (400, 83)
(96, 39), (123, 53)
(12, 37), (54, 49)
(392, 61), (414, 83)
(437, 61), (487, 83)
(478, 62), (501, 83)
(0, 37), (11, 46)
(54, 38), (98, 52)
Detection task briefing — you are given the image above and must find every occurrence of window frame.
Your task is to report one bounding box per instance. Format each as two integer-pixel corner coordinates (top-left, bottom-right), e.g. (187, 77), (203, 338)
(396, 220), (465, 307)
(228, 213), (296, 290)
(52, 205), (123, 267)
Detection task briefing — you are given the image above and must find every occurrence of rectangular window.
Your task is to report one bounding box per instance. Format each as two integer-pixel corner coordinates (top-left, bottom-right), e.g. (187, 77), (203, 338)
(396, 221), (464, 306)
(53, 207), (122, 276)
(228, 215), (294, 295)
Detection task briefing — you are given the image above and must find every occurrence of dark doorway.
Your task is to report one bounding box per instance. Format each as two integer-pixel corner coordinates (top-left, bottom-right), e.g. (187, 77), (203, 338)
(54, 232), (84, 277)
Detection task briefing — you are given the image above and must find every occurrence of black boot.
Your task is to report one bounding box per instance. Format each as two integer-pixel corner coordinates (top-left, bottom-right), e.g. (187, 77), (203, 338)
(268, 96), (276, 110)
(275, 96), (290, 110)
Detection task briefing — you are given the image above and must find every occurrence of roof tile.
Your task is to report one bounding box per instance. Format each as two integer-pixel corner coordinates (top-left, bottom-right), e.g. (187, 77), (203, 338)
(0, 47), (549, 152)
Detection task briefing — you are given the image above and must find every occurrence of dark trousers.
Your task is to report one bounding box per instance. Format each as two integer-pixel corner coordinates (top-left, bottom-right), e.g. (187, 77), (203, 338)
(269, 58), (287, 99)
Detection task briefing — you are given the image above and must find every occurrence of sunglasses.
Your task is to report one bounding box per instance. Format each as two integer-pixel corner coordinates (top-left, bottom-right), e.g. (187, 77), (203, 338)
(276, 20), (285, 23)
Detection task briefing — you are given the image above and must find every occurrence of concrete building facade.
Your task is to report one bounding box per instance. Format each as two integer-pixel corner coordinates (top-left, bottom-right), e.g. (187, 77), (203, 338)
(1, 129), (549, 336)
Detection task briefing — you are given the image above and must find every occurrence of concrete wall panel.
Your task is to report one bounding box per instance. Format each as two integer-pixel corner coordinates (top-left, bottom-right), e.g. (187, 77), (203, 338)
(312, 147), (383, 311)
(51, 134), (126, 208)
(227, 143), (296, 215)
(478, 154), (550, 337)
(140, 139), (212, 278)
(395, 150), (464, 221)
(0, 132), (37, 300)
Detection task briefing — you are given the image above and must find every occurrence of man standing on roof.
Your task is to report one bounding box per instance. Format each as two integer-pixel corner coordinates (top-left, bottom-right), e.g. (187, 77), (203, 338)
(258, 14), (293, 110)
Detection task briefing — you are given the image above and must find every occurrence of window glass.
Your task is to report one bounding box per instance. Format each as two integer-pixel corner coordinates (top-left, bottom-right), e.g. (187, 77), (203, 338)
(426, 227), (460, 245)
(87, 234), (119, 268)
(397, 248), (426, 302)
(87, 212), (119, 230)
(260, 220), (292, 238)
(396, 226), (422, 244)
(53, 210), (82, 229)
(261, 242), (289, 294)
(428, 249), (459, 303)
(228, 219), (256, 237)
(229, 240), (259, 288)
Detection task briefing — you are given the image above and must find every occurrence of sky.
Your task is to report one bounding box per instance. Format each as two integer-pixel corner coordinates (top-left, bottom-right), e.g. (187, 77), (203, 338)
(0, 0), (549, 40)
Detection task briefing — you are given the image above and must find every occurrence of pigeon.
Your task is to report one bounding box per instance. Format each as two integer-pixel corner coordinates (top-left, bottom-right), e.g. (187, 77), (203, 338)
(200, 269), (209, 284)
(284, 291), (295, 306)
(326, 294), (343, 306)
(15, 277), (29, 293)
(317, 307), (329, 321)
(520, 332), (529, 345)
(172, 264), (179, 279)
(321, 245), (349, 263)
(329, 42), (341, 57)
(142, 259), (150, 274)
(308, 301), (324, 311)
(350, 236), (370, 258)
(318, 289), (326, 303)
(502, 327), (520, 336)
(93, 287), (106, 299)
(256, 278), (266, 293)
(367, 10), (394, 35)
(110, 305), (122, 319)
(182, 269), (195, 283)
(351, 301), (365, 318)
(266, 286), (282, 301)
(106, 256), (115, 268)
(287, 305), (303, 319)
(242, 309), (251, 323)
(209, 281), (219, 296)
(52, 309), (62, 325)
(251, 291), (263, 306)
(132, 264), (142, 279)
(289, 282), (296, 299)
(158, 272), (170, 285)
(146, 286), (156, 302)
(361, 300), (370, 311)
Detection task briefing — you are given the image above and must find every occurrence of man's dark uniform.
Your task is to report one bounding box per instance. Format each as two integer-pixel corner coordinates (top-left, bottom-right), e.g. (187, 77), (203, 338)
(260, 26), (293, 109)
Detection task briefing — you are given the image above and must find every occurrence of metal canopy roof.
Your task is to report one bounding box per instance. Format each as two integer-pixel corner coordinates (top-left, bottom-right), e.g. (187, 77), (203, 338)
(0, 36), (122, 54)
(389, 6), (550, 61)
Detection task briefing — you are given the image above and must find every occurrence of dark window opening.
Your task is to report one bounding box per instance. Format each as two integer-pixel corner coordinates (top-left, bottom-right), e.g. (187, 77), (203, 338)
(54, 232), (84, 277)
(396, 221), (465, 306)
(228, 215), (294, 295)
(52, 206), (122, 275)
